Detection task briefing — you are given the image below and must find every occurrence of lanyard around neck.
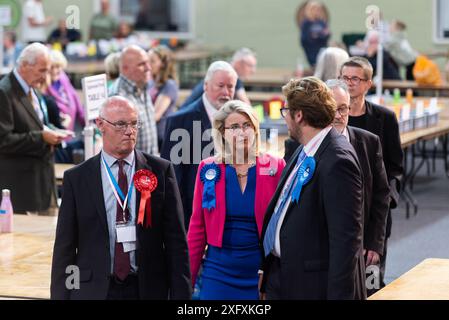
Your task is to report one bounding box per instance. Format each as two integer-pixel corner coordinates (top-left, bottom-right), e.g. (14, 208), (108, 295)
(102, 156), (134, 213)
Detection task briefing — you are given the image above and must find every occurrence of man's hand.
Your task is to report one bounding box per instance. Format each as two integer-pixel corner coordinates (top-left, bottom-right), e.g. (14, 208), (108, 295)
(364, 249), (380, 266)
(42, 130), (67, 146)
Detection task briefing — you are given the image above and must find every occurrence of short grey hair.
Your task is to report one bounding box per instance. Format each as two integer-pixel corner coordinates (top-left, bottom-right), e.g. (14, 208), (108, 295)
(204, 61), (238, 83)
(325, 79), (349, 94)
(314, 47), (349, 82)
(104, 52), (121, 79)
(231, 47), (256, 64)
(99, 96), (137, 118)
(17, 42), (50, 66)
(212, 100), (260, 163)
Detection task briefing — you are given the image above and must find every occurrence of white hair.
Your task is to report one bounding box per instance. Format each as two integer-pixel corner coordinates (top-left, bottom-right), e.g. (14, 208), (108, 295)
(314, 47), (349, 82)
(17, 42), (50, 66)
(204, 61), (237, 83)
(231, 47), (256, 64)
(325, 79), (349, 94)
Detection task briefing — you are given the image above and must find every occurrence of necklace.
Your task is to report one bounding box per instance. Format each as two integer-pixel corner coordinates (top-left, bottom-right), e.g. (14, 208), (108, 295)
(236, 172), (248, 178)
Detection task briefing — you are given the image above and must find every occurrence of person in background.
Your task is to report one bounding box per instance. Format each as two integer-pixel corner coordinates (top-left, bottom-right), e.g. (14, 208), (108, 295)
(48, 19), (82, 51)
(47, 50), (85, 134)
(89, 0), (118, 41)
(384, 20), (418, 81)
(109, 45), (158, 155)
(339, 56), (404, 293)
(51, 96), (191, 300)
(0, 43), (68, 215)
(115, 21), (134, 40)
(21, 0), (53, 44)
(313, 47), (349, 82)
(298, 1), (330, 68)
(188, 100), (285, 299)
(360, 30), (401, 80)
(104, 51), (121, 90)
(161, 61), (238, 229)
(3, 31), (24, 69)
(148, 45), (179, 149)
(180, 48), (257, 108)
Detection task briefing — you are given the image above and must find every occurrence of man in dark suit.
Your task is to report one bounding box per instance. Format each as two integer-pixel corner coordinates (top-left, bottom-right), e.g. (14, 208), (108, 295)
(340, 57), (404, 289)
(179, 48), (256, 108)
(283, 81), (390, 285)
(0, 43), (67, 214)
(260, 77), (365, 300)
(161, 61), (237, 229)
(51, 96), (191, 300)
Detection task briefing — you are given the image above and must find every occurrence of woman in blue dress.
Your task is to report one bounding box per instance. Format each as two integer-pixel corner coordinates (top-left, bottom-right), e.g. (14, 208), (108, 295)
(187, 100), (286, 300)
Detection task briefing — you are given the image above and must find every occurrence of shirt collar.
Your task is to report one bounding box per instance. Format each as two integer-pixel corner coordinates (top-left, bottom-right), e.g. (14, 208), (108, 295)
(342, 127), (350, 142)
(303, 126), (332, 157)
(13, 68), (30, 95)
(202, 93), (218, 124)
(119, 75), (148, 95)
(102, 149), (135, 168)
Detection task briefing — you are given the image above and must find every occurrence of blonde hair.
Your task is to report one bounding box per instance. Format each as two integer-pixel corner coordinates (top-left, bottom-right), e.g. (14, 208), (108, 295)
(50, 50), (68, 69)
(212, 100), (260, 163)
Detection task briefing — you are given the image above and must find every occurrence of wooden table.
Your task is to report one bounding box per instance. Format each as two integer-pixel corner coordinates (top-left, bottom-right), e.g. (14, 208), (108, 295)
(0, 215), (57, 299)
(382, 80), (449, 97)
(369, 258), (449, 300)
(244, 68), (295, 90)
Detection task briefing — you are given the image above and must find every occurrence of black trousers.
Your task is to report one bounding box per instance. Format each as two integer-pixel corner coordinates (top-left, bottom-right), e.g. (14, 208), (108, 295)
(265, 256), (282, 300)
(107, 274), (139, 300)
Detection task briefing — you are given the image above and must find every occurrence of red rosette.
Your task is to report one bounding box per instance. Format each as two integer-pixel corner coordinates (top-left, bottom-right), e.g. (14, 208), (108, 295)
(134, 169), (158, 228)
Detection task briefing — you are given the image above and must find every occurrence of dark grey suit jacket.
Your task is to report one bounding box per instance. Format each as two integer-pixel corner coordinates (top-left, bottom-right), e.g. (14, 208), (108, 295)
(284, 126), (390, 255)
(160, 98), (213, 229)
(0, 72), (54, 212)
(51, 150), (192, 300)
(263, 128), (365, 299)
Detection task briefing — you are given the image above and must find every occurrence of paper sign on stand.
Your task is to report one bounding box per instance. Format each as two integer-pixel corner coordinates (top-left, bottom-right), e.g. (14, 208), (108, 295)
(81, 74), (108, 160)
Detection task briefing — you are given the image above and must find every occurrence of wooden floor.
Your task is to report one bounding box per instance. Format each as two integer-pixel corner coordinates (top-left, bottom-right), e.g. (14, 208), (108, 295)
(0, 215), (57, 299)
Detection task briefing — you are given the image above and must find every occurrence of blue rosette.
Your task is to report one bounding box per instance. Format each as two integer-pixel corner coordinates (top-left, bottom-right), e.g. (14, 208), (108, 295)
(200, 163), (221, 210)
(291, 156), (316, 203)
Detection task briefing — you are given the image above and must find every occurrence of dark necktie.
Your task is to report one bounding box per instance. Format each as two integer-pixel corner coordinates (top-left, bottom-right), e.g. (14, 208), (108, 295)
(113, 160), (131, 280)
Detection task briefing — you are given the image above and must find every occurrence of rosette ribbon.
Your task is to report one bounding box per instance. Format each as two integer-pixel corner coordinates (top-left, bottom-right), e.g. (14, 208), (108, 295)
(200, 163), (221, 210)
(134, 169), (158, 228)
(291, 156), (316, 203)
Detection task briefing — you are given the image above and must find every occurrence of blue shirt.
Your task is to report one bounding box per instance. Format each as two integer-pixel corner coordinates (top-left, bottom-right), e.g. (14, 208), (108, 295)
(100, 149), (137, 274)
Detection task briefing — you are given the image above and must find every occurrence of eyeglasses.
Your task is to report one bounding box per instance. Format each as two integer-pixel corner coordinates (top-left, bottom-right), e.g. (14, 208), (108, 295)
(336, 106), (350, 116)
(280, 107), (290, 118)
(338, 76), (368, 85)
(224, 122), (254, 132)
(101, 118), (141, 131)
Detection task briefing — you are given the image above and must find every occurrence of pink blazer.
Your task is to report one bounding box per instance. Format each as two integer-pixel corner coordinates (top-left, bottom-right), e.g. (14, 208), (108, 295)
(187, 153), (286, 286)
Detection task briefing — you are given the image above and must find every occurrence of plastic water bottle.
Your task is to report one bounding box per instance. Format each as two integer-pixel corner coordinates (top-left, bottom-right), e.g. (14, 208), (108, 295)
(0, 189), (13, 233)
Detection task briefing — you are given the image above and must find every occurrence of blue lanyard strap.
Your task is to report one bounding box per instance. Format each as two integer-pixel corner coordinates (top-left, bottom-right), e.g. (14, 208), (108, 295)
(102, 157), (134, 208)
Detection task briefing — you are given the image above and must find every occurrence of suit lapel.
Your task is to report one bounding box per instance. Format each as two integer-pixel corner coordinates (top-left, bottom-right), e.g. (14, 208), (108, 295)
(134, 150), (153, 216)
(10, 73), (43, 128)
(198, 101), (212, 130)
(87, 154), (109, 235)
